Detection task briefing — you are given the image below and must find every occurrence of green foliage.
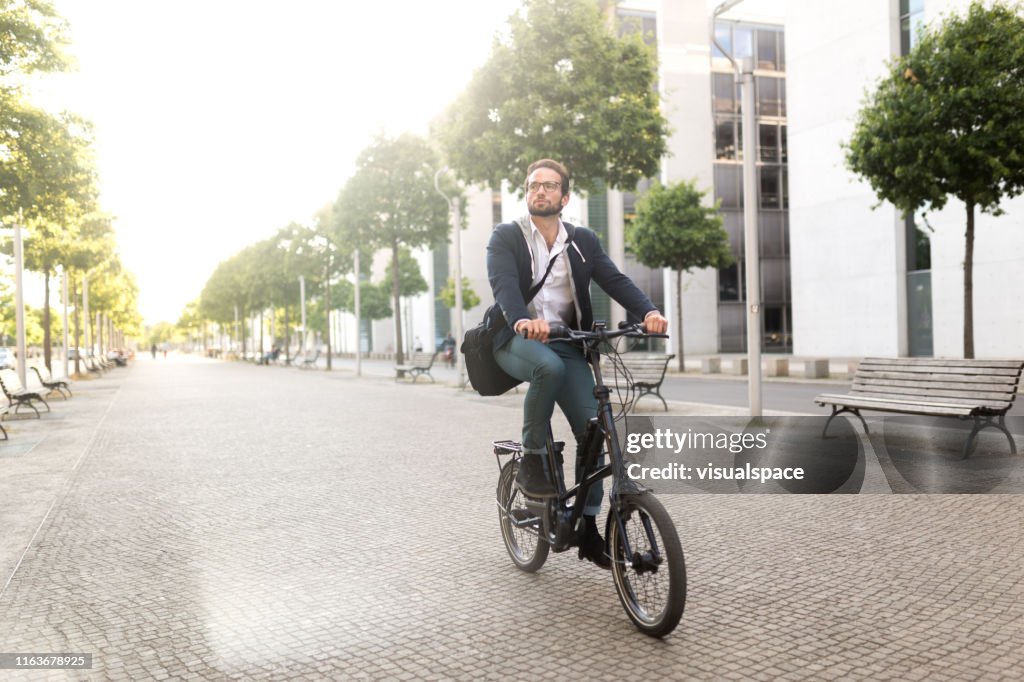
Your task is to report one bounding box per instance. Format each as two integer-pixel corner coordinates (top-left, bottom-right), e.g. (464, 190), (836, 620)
(383, 247), (428, 299)
(335, 133), (453, 363)
(845, 1), (1024, 217)
(628, 180), (732, 370)
(628, 180), (733, 272)
(344, 281), (392, 321)
(0, 0), (70, 76)
(435, 0), (668, 193)
(437, 277), (481, 311)
(845, 1), (1024, 357)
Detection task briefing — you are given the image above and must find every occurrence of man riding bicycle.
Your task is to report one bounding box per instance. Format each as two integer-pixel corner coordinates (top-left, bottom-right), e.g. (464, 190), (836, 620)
(487, 159), (668, 568)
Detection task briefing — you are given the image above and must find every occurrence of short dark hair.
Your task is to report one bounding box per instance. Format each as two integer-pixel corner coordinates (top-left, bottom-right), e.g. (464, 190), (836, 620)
(525, 159), (570, 196)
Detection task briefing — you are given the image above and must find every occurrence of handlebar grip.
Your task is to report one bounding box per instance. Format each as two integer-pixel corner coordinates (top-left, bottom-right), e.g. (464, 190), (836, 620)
(519, 321), (570, 339)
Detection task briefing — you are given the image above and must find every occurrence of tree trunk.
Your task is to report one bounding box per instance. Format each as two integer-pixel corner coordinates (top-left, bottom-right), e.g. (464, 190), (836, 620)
(675, 270), (684, 373)
(392, 239), (404, 365)
(963, 200), (975, 359)
(43, 271), (52, 372)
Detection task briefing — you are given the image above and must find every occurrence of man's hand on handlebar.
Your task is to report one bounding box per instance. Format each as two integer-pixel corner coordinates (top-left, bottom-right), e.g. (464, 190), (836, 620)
(517, 319), (552, 342)
(643, 312), (669, 335)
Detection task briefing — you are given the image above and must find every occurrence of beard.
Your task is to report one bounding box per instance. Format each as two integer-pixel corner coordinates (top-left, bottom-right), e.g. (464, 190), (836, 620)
(527, 197), (563, 217)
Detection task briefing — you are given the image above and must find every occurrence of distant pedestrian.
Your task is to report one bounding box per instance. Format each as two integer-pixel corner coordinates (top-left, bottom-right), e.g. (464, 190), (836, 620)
(414, 336), (423, 352)
(151, 343), (157, 359)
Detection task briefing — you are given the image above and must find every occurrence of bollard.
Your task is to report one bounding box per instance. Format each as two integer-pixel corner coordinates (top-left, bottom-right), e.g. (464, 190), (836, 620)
(701, 357), (721, 374)
(804, 358), (829, 379)
(765, 357), (789, 377)
(731, 358), (748, 375)
(847, 360), (860, 378)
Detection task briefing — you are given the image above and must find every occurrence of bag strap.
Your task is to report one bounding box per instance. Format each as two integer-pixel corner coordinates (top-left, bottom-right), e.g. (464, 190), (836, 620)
(524, 234), (573, 304)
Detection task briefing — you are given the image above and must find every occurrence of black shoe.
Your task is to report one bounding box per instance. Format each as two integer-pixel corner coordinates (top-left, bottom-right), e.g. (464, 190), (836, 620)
(515, 455), (556, 498)
(578, 516), (611, 569)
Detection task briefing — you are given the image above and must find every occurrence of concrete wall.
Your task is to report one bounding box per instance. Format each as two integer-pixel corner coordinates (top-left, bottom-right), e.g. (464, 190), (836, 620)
(786, 0), (1024, 359)
(786, 0), (905, 357)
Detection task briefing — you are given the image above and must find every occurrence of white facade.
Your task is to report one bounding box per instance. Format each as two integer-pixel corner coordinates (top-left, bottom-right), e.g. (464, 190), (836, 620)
(786, 0), (1024, 358)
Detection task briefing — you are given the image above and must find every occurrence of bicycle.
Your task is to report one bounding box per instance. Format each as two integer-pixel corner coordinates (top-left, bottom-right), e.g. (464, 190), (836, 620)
(493, 321), (686, 637)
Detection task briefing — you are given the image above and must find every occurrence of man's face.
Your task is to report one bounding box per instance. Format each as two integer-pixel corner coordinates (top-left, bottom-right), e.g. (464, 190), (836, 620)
(526, 168), (568, 217)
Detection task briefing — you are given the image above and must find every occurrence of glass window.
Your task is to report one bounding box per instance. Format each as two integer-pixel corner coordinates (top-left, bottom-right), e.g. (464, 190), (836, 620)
(759, 166), (780, 209)
(718, 263), (742, 302)
(778, 32), (785, 71)
(756, 30), (778, 71)
(723, 211), (744, 257)
(716, 119), (736, 160)
(780, 124), (788, 163)
(781, 167), (789, 209)
(713, 24), (731, 59)
(763, 305), (790, 350)
(713, 73), (736, 113)
(715, 164), (742, 209)
(762, 258), (786, 301)
(757, 76), (781, 117)
(760, 211), (784, 257)
(906, 215), (931, 271)
(759, 123), (778, 162)
(718, 303), (746, 352)
(734, 27), (753, 62)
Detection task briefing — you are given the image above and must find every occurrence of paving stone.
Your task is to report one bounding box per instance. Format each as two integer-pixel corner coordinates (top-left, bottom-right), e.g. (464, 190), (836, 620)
(0, 356), (1021, 679)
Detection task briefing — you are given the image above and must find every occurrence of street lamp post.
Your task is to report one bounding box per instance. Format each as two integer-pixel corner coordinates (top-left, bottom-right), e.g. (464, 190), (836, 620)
(434, 167), (465, 388)
(713, 0), (762, 417)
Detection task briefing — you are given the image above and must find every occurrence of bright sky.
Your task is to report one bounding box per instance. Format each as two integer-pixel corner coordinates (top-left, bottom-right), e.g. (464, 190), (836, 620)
(29, 0), (522, 324)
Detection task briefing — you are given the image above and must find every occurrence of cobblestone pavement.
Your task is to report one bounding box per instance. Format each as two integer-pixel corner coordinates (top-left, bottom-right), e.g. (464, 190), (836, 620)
(0, 356), (1021, 680)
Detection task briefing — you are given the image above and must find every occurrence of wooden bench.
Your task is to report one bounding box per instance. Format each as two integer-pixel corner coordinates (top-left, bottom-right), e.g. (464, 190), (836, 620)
(606, 353), (675, 412)
(0, 403), (9, 440)
(30, 366), (72, 399)
(0, 368), (50, 418)
(815, 357), (1024, 458)
(395, 352), (438, 383)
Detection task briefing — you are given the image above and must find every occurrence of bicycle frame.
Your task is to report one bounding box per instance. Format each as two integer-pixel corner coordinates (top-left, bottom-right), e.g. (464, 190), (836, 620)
(506, 322), (658, 558)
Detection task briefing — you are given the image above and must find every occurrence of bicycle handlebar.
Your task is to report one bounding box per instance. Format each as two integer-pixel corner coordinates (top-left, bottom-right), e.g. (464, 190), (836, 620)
(520, 321), (668, 342)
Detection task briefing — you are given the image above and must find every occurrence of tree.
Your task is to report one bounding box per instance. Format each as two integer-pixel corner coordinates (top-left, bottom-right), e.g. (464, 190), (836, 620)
(339, 134), (454, 363)
(845, 1), (1024, 358)
(0, 0), (69, 77)
(628, 180), (733, 372)
(435, 0), (667, 194)
(437, 277), (480, 311)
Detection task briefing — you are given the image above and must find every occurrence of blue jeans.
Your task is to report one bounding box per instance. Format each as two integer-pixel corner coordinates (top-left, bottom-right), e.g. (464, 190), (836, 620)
(494, 335), (603, 515)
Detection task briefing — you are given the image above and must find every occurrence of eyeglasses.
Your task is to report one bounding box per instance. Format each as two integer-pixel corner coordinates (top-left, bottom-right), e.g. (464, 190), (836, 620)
(526, 181), (561, 193)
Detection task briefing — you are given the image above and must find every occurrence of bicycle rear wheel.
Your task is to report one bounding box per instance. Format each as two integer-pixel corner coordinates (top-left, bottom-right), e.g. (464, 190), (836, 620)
(497, 459), (549, 572)
(607, 493), (686, 637)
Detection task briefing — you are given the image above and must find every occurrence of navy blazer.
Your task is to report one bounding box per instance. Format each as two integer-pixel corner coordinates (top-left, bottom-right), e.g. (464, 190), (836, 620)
(486, 220), (658, 351)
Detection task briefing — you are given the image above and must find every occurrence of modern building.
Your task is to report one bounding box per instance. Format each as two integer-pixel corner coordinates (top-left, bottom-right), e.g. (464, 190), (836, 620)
(338, 0), (1022, 362)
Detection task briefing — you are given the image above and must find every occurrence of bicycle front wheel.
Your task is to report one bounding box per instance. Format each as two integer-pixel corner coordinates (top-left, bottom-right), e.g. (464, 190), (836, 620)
(607, 493), (686, 637)
(497, 459), (549, 572)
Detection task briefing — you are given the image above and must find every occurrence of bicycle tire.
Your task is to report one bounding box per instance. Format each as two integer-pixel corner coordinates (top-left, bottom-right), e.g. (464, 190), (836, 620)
(607, 492), (686, 637)
(497, 459), (549, 572)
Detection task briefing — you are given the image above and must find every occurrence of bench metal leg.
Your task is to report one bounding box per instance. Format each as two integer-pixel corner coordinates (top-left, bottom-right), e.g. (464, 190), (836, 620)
(962, 415), (1017, 459)
(634, 387), (667, 412)
(822, 406), (868, 438)
(14, 400), (40, 419)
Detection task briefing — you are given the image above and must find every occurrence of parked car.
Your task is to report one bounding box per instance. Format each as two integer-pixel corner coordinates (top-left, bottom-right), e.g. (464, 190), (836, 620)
(0, 347), (12, 369)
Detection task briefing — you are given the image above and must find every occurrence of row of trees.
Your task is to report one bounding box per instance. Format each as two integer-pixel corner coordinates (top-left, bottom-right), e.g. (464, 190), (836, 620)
(0, 1), (141, 371)
(194, 0), (688, 365)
